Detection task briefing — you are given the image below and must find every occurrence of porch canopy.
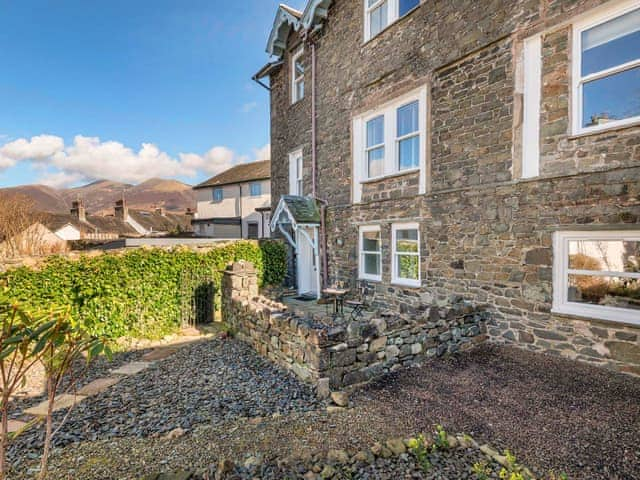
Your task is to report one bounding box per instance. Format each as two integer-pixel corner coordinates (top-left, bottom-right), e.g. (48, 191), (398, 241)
(270, 195), (321, 248)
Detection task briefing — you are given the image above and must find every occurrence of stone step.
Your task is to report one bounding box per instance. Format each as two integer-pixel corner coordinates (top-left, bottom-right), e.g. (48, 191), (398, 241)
(77, 377), (120, 396)
(142, 348), (177, 362)
(8, 419), (27, 433)
(24, 394), (86, 417)
(111, 361), (152, 376)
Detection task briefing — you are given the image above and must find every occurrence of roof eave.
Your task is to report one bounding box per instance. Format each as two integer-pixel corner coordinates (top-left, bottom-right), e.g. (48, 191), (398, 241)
(301, 0), (332, 30)
(253, 60), (284, 81)
(266, 5), (303, 57)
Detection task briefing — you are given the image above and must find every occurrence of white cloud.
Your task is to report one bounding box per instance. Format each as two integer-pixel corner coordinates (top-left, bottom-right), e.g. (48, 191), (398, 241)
(240, 102), (258, 113)
(0, 135), (270, 188)
(253, 144), (271, 161)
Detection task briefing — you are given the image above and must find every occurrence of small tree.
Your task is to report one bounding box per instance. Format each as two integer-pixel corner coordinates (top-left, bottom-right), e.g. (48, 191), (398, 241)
(37, 309), (108, 480)
(0, 193), (48, 258)
(0, 292), (57, 480)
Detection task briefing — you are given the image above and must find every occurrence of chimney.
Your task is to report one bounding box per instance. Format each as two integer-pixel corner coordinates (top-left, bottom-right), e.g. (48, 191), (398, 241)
(155, 207), (166, 216)
(185, 208), (194, 218)
(70, 199), (86, 223)
(115, 198), (128, 220)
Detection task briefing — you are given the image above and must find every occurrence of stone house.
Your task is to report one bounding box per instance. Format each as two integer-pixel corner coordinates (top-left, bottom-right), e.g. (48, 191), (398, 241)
(192, 160), (272, 239)
(255, 0), (640, 375)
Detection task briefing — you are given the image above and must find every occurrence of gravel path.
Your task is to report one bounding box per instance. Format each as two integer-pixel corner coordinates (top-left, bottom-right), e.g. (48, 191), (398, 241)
(10, 343), (640, 479)
(8, 347), (151, 418)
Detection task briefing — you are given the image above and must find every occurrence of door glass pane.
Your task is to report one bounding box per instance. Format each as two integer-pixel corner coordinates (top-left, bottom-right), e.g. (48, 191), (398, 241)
(582, 66), (640, 127)
(397, 101), (419, 137)
(367, 147), (384, 177)
(296, 80), (304, 100)
(364, 253), (381, 275)
(396, 254), (419, 280)
(294, 58), (305, 79)
(399, 0), (419, 16)
(395, 229), (418, 253)
(569, 240), (640, 273)
(399, 135), (419, 170)
(568, 274), (640, 310)
(369, 1), (388, 38)
(366, 115), (384, 147)
(581, 7), (640, 76)
(362, 230), (380, 252)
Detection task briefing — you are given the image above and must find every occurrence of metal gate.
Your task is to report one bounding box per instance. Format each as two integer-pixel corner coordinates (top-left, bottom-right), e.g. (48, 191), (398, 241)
(179, 271), (216, 328)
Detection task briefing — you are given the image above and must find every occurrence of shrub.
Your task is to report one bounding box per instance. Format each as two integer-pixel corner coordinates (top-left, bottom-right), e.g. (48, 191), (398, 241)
(0, 241), (287, 340)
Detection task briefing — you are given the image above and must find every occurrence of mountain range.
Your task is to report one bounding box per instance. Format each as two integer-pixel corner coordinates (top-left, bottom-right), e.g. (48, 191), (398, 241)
(1, 178), (196, 215)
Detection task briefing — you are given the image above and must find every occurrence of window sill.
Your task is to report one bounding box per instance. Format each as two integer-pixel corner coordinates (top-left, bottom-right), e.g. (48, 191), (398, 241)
(391, 280), (421, 289)
(359, 275), (382, 283)
(552, 304), (640, 328)
(569, 118), (640, 140)
(361, 168), (420, 185)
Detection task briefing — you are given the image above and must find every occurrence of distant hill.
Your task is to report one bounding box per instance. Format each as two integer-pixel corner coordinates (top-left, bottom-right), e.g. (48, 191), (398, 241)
(2, 178), (196, 215)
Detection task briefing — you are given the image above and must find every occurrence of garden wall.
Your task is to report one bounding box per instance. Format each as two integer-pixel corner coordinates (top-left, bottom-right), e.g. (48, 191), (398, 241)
(222, 262), (488, 390)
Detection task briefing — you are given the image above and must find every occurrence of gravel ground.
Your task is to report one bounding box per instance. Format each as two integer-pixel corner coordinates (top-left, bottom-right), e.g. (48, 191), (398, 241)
(9, 337), (319, 473)
(10, 343), (640, 480)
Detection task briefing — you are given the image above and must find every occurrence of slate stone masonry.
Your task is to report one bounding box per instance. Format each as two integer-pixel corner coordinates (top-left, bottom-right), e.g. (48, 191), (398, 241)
(268, 0), (640, 376)
(222, 262), (488, 389)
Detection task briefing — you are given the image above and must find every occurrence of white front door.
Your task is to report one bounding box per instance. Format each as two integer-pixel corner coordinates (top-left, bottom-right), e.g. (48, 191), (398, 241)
(296, 227), (319, 297)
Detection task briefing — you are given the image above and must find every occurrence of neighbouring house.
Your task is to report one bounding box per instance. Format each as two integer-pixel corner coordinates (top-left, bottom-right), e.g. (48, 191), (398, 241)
(256, 0), (640, 375)
(0, 222), (67, 257)
(192, 160), (272, 239)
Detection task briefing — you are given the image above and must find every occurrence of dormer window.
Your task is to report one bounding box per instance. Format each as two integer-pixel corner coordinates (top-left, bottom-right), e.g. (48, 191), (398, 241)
(365, 0), (420, 41)
(291, 46), (305, 104)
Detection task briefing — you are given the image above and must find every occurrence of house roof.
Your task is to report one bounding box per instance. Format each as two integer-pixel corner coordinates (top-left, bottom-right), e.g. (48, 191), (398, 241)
(194, 160), (271, 190)
(86, 215), (139, 236)
(42, 213), (87, 233)
(128, 210), (192, 233)
(265, 1), (333, 57)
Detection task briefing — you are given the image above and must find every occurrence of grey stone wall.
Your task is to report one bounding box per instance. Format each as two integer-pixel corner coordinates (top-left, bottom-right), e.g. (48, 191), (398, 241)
(222, 262), (488, 388)
(268, 0), (640, 376)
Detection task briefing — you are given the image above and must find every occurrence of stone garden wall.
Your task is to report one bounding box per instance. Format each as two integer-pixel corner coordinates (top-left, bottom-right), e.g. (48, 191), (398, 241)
(222, 262), (488, 390)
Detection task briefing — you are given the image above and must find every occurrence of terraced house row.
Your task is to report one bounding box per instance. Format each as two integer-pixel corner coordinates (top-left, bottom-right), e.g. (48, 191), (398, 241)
(254, 0), (640, 375)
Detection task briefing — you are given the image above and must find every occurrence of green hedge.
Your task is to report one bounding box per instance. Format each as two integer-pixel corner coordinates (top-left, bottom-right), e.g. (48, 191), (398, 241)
(0, 240), (286, 340)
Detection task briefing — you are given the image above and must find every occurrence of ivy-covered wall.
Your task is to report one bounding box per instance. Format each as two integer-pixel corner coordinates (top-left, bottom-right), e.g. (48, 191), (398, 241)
(0, 240), (286, 340)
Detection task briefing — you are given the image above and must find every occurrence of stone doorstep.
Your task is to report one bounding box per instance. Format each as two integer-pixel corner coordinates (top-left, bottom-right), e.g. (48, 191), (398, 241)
(111, 361), (152, 376)
(23, 393), (87, 417)
(8, 419), (27, 433)
(142, 348), (178, 362)
(76, 377), (120, 396)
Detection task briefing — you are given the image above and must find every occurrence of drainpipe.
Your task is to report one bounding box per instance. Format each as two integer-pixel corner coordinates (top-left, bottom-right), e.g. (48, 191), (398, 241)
(311, 40), (317, 198)
(305, 30), (329, 288)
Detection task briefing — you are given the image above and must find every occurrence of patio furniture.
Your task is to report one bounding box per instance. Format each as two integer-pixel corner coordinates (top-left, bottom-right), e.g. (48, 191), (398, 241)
(322, 287), (349, 319)
(345, 284), (376, 320)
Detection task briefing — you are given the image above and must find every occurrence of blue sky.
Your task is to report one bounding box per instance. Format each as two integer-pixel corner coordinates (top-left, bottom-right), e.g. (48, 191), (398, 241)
(0, 0), (306, 188)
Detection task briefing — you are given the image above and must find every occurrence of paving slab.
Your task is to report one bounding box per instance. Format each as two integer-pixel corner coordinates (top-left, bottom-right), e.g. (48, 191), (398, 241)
(111, 361), (152, 375)
(24, 394), (86, 417)
(142, 348), (177, 362)
(8, 419), (27, 433)
(77, 377), (120, 396)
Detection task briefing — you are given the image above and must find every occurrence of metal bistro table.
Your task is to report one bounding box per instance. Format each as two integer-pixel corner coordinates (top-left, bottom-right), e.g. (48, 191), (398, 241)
(322, 287), (349, 320)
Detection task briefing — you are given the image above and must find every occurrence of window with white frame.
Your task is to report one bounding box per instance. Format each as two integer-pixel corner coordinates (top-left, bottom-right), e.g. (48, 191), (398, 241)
(365, 0), (420, 41)
(553, 230), (640, 325)
(359, 225), (382, 281)
(213, 188), (223, 202)
(249, 182), (262, 197)
(353, 87), (427, 195)
(572, 2), (640, 134)
(291, 46), (305, 103)
(289, 149), (304, 195)
(392, 223), (421, 287)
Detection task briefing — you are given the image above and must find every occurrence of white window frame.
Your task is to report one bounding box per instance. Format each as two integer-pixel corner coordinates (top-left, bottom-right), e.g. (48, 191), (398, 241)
(291, 46), (305, 104)
(364, 0), (420, 42)
(571, 0), (640, 135)
(213, 188), (223, 202)
(391, 222), (421, 287)
(288, 148), (304, 195)
(552, 230), (640, 326)
(249, 181), (262, 197)
(359, 225), (382, 282)
(352, 86), (428, 203)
